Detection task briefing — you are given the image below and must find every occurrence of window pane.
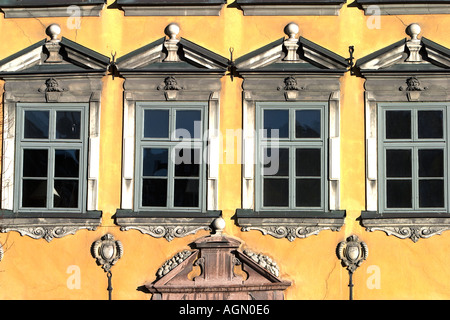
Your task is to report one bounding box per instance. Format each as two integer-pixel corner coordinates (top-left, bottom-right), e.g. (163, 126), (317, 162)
(144, 110), (169, 138)
(296, 178), (321, 207)
(143, 148), (168, 177)
(53, 180), (79, 208)
(296, 148), (321, 177)
(296, 110), (321, 138)
(175, 148), (200, 177)
(418, 110), (443, 139)
(175, 110), (202, 139)
(263, 110), (289, 138)
(24, 110), (49, 139)
(386, 149), (411, 178)
(142, 178), (167, 207)
(23, 149), (48, 177)
(263, 148), (289, 176)
(55, 149), (79, 178)
(386, 110), (411, 139)
(174, 179), (200, 207)
(263, 178), (289, 207)
(419, 149), (444, 177)
(56, 111), (81, 139)
(386, 180), (412, 208)
(419, 180), (444, 208)
(22, 180), (47, 207)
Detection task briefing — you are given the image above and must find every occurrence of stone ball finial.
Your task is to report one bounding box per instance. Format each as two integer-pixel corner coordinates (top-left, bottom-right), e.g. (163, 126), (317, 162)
(165, 23), (180, 40)
(406, 23), (421, 40)
(212, 217), (226, 235)
(46, 23), (61, 41)
(284, 22), (299, 40)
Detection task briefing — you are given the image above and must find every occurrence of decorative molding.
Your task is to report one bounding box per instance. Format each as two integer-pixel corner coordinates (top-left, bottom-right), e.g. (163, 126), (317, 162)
(236, 210), (345, 241)
(2, 225), (98, 242)
(361, 214), (450, 242)
(156, 250), (194, 279)
(355, 1), (450, 15)
(243, 249), (279, 277)
(92, 234), (124, 272)
(120, 225), (211, 242)
(0, 2), (105, 18)
(337, 235), (369, 273)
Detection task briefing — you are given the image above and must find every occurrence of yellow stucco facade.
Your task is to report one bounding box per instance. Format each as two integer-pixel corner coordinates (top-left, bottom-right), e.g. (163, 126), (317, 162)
(1, 0), (450, 301)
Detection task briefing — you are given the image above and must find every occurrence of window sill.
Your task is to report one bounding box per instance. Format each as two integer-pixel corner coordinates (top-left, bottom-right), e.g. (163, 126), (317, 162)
(354, 0), (450, 15)
(235, 209), (345, 241)
(0, 1), (105, 18)
(116, 0), (226, 16)
(114, 209), (221, 241)
(0, 210), (102, 242)
(361, 211), (450, 242)
(234, 0), (346, 16)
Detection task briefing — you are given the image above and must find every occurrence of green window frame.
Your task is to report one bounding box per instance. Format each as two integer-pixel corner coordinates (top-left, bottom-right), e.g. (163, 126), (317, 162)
(135, 102), (208, 212)
(255, 102), (328, 212)
(15, 103), (88, 213)
(378, 103), (449, 213)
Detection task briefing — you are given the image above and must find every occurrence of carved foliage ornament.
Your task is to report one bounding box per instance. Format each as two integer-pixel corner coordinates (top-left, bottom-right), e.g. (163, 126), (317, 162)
(156, 250), (193, 279)
(337, 235), (368, 273)
(92, 234), (124, 272)
(242, 225), (341, 242)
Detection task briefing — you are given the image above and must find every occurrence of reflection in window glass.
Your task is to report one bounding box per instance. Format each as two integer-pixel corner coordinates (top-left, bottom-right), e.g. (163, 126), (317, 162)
(56, 111), (81, 139)
(296, 110), (321, 138)
(175, 110), (202, 139)
(144, 110), (169, 138)
(264, 110), (289, 138)
(386, 110), (411, 139)
(24, 111), (49, 139)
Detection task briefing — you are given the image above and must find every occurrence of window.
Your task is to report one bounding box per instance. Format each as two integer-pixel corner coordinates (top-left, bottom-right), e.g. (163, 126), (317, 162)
(357, 23), (450, 242)
(378, 104), (448, 213)
(0, 26), (109, 241)
(233, 23), (347, 241)
(256, 103), (327, 211)
(136, 103), (207, 212)
(16, 104), (87, 212)
(114, 23), (227, 241)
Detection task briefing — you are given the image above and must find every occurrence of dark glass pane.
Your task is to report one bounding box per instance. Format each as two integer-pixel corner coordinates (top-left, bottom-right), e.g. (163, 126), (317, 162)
(22, 180), (47, 207)
(419, 149), (444, 177)
(386, 149), (411, 178)
(386, 110), (411, 139)
(23, 149), (48, 177)
(296, 148), (321, 177)
(418, 110), (443, 139)
(386, 180), (412, 208)
(144, 110), (169, 138)
(174, 179), (199, 207)
(296, 178), (321, 207)
(419, 180), (444, 208)
(142, 178), (167, 207)
(175, 148), (200, 177)
(263, 148), (289, 176)
(263, 178), (289, 207)
(56, 111), (81, 139)
(24, 111), (49, 139)
(53, 180), (78, 208)
(263, 110), (289, 138)
(143, 148), (168, 177)
(296, 110), (321, 138)
(175, 110), (202, 139)
(55, 149), (79, 178)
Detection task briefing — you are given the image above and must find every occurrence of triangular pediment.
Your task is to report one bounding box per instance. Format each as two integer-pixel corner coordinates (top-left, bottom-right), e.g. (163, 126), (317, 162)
(355, 24), (450, 73)
(234, 23), (348, 74)
(116, 24), (229, 75)
(145, 232), (291, 300)
(0, 25), (110, 77)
